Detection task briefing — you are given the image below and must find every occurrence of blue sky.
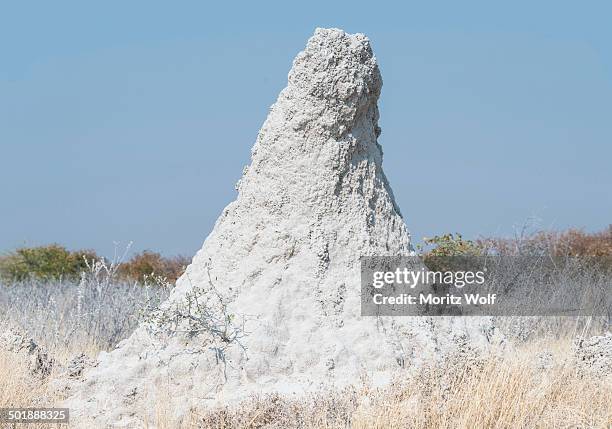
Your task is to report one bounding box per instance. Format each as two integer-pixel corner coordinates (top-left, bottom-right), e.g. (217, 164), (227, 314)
(1, 1), (611, 257)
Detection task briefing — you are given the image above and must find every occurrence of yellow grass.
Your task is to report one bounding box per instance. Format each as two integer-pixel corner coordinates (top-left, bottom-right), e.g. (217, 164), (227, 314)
(351, 357), (611, 428)
(1, 340), (610, 428)
(164, 340), (610, 429)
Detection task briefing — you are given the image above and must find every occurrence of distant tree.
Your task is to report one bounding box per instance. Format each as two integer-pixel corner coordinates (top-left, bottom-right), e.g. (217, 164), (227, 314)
(0, 244), (97, 282)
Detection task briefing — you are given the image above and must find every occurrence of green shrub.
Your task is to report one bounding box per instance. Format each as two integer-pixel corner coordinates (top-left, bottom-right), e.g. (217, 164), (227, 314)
(0, 245), (98, 282)
(420, 233), (482, 258)
(418, 233), (484, 273)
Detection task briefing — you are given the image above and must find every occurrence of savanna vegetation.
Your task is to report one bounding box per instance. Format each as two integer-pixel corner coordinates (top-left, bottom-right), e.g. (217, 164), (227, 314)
(0, 245), (189, 284)
(2, 225), (610, 284)
(0, 226), (610, 428)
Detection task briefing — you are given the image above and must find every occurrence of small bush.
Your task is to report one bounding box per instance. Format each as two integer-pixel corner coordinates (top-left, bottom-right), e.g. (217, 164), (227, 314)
(117, 251), (189, 284)
(420, 233), (483, 257)
(419, 233), (483, 272)
(0, 245), (97, 282)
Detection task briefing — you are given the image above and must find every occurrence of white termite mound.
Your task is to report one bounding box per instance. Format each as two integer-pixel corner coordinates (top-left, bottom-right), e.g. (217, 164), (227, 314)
(64, 28), (499, 428)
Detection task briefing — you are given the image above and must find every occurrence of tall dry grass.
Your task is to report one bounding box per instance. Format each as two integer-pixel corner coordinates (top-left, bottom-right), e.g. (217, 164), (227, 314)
(0, 348), (47, 408)
(144, 339), (610, 429)
(1, 337), (609, 428)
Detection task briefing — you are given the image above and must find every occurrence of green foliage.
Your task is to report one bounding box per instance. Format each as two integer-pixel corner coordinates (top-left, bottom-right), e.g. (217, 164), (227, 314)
(419, 233), (483, 273)
(420, 233), (482, 257)
(0, 244), (97, 282)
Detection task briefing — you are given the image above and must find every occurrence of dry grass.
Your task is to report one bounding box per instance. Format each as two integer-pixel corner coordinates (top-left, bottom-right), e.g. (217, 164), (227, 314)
(181, 341), (610, 429)
(0, 349), (59, 429)
(0, 331), (610, 428)
(0, 349), (46, 407)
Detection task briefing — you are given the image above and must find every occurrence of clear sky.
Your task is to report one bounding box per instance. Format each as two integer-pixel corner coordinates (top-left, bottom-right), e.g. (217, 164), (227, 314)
(1, 1), (611, 257)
